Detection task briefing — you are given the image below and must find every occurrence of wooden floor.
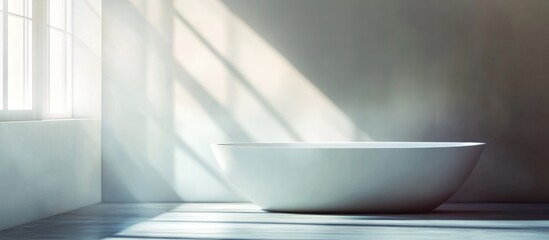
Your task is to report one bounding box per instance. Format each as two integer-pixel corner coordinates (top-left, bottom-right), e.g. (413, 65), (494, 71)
(1, 203), (549, 239)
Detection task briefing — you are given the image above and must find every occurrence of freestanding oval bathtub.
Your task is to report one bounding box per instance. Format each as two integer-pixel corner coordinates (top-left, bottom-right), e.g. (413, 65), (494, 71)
(211, 142), (485, 213)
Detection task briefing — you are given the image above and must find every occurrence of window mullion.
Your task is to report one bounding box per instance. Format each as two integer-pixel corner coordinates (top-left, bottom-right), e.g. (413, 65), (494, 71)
(33, 0), (47, 119)
(2, 0), (8, 110)
(62, 0), (66, 113)
(23, 0), (26, 108)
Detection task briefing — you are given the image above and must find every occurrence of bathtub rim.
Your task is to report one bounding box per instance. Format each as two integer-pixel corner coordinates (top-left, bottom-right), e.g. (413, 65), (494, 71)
(211, 142), (485, 149)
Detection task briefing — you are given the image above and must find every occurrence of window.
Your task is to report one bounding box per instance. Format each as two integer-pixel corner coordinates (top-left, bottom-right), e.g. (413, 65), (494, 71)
(0, 0), (73, 121)
(47, 0), (72, 117)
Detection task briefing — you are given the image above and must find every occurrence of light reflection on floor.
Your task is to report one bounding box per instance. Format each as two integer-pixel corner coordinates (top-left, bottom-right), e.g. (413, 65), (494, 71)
(2, 203), (549, 239)
(111, 203), (549, 240)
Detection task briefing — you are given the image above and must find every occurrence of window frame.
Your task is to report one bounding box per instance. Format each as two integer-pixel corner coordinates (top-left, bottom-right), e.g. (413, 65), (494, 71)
(0, 0), (73, 122)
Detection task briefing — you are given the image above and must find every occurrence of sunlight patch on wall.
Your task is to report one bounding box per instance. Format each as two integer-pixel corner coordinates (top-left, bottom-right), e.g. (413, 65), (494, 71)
(172, 0), (371, 142)
(173, 81), (230, 159)
(172, 19), (295, 142)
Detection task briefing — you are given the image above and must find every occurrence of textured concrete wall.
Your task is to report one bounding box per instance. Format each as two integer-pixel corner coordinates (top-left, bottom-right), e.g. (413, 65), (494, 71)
(102, 0), (549, 202)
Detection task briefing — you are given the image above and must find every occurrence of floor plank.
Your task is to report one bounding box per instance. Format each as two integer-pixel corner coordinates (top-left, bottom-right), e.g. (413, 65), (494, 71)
(1, 203), (549, 239)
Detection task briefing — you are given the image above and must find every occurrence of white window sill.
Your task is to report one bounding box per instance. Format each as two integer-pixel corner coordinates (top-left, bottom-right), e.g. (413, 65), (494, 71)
(0, 118), (99, 124)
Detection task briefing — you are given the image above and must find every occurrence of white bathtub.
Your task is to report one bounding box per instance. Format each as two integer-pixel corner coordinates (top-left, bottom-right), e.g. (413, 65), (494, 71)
(211, 142), (485, 213)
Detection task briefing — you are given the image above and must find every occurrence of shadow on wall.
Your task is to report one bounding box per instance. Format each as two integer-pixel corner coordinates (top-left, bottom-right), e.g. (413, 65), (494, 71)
(102, 0), (549, 202)
(103, 0), (369, 202)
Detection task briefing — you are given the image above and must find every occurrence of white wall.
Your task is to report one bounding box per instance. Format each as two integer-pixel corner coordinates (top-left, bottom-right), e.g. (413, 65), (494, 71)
(102, 0), (243, 202)
(0, 0), (101, 231)
(0, 120), (101, 231)
(102, 0), (549, 202)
